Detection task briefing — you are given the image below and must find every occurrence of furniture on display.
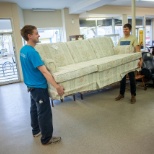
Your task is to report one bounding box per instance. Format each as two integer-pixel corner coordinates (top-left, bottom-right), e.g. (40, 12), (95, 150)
(146, 46), (154, 56)
(35, 37), (141, 105)
(135, 72), (146, 90)
(69, 35), (84, 41)
(126, 70), (147, 90)
(2, 61), (15, 76)
(141, 52), (154, 88)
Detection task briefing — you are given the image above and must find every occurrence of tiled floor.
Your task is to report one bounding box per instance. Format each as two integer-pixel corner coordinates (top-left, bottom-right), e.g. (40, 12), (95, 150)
(0, 82), (154, 154)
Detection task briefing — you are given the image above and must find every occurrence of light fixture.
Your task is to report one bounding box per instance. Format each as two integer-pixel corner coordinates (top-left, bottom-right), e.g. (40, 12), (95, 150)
(86, 18), (106, 21)
(137, 0), (154, 1)
(32, 8), (56, 12)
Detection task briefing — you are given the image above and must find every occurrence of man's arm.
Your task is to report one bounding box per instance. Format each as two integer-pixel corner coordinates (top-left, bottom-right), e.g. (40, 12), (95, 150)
(135, 45), (143, 67)
(133, 38), (143, 68)
(38, 65), (64, 96)
(135, 45), (140, 52)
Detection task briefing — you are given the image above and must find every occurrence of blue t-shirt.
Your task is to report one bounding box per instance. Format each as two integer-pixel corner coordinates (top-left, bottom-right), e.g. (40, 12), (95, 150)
(20, 45), (47, 88)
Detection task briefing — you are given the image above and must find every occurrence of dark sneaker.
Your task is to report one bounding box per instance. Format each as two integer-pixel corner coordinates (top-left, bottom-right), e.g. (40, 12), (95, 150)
(131, 95), (136, 104)
(115, 94), (124, 101)
(46, 137), (61, 145)
(33, 132), (41, 137)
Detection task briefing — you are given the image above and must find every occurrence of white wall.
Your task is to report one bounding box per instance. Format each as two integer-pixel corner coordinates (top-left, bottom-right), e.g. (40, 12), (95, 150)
(23, 8), (80, 41)
(23, 10), (63, 28)
(18, 6), (24, 28)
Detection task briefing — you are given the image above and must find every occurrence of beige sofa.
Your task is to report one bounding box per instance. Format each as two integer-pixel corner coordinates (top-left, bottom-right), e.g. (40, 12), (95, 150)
(35, 37), (141, 100)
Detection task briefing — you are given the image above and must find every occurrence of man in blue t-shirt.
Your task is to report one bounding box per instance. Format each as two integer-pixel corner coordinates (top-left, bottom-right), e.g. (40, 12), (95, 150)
(20, 25), (64, 145)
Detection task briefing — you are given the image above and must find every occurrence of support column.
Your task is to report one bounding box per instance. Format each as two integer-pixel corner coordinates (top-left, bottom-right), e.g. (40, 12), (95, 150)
(132, 0), (136, 36)
(95, 20), (98, 36)
(122, 14), (128, 26)
(61, 8), (80, 41)
(112, 18), (115, 34)
(61, 9), (67, 42)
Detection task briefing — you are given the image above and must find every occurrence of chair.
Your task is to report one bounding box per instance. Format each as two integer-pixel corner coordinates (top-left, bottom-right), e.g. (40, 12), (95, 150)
(126, 71), (147, 90)
(141, 52), (154, 87)
(147, 46), (154, 56)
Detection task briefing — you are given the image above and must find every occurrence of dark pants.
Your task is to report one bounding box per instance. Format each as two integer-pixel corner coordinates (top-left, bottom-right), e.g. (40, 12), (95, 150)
(120, 72), (136, 96)
(30, 88), (53, 144)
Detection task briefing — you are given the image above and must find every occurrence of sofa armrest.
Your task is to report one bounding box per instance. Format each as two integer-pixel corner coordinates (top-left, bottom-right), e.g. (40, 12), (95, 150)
(43, 59), (57, 73)
(113, 45), (134, 54)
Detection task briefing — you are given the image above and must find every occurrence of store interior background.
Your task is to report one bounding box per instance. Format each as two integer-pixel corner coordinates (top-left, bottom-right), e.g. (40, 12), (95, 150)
(1, 1), (154, 154)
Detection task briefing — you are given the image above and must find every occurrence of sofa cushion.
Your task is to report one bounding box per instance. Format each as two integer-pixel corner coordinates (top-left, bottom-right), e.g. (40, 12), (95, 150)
(66, 40), (97, 63)
(113, 45), (134, 54)
(120, 52), (141, 64)
(82, 52), (141, 72)
(36, 43), (75, 68)
(53, 62), (98, 83)
(91, 55), (125, 71)
(52, 52), (141, 82)
(88, 37), (114, 58)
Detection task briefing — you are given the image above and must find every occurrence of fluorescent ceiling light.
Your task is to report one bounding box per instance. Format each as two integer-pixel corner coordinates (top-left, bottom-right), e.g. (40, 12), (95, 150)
(32, 8), (55, 12)
(86, 18), (106, 20)
(138, 0), (154, 1)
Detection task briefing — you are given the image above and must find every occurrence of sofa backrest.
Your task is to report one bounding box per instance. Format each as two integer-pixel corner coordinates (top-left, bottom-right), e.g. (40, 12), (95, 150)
(35, 44), (50, 60)
(35, 42), (75, 67)
(35, 37), (115, 69)
(88, 37), (114, 58)
(66, 39), (97, 63)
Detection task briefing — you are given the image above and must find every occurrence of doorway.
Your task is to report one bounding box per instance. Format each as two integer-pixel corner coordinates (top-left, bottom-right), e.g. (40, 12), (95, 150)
(0, 19), (20, 85)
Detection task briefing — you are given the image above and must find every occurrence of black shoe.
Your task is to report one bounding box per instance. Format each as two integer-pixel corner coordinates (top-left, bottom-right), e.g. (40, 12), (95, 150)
(130, 95), (136, 104)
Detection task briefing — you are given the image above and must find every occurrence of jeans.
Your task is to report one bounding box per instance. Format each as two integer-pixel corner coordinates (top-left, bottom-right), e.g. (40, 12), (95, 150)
(30, 88), (53, 144)
(120, 71), (136, 96)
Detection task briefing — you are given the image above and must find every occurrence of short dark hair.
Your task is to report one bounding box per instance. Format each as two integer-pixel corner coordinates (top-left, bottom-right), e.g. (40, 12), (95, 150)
(123, 23), (132, 30)
(20, 25), (37, 41)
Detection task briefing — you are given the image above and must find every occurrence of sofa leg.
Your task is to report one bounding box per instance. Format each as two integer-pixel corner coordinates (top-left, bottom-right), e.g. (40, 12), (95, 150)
(51, 100), (54, 107)
(142, 77), (147, 90)
(80, 93), (83, 100)
(50, 98), (54, 107)
(73, 95), (76, 101)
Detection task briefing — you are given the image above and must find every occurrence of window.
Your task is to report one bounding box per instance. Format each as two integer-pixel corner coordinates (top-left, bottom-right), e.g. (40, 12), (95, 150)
(80, 17), (152, 47)
(80, 20), (96, 39)
(38, 28), (62, 44)
(0, 19), (12, 33)
(80, 19), (113, 39)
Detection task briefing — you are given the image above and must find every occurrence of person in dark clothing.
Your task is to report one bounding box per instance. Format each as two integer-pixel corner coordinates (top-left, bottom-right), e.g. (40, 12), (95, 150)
(115, 23), (142, 104)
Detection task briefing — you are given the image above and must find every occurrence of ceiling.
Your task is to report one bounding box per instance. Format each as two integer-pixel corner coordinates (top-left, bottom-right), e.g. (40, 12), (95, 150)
(1, 0), (154, 14)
